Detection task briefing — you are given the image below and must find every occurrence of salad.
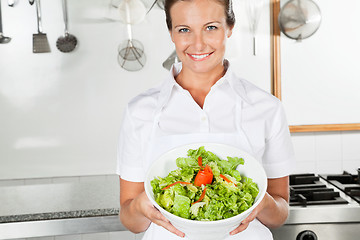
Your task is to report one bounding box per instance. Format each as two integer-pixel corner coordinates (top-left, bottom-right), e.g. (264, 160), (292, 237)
(150, 146), (259, 221)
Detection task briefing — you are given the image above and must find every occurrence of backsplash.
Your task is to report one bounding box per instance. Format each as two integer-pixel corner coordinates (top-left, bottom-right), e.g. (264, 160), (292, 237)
(291, 131), (360, 174)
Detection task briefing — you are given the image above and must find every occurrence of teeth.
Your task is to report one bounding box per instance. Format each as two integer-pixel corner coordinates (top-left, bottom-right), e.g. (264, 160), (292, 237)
(190, 53), (210, 59)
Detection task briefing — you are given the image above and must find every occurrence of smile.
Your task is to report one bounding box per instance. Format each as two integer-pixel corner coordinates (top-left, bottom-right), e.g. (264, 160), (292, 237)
(188, 52), (212, 60)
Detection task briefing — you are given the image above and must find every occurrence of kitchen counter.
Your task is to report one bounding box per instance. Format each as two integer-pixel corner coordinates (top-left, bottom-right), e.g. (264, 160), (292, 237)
(0, 175), (126, 239)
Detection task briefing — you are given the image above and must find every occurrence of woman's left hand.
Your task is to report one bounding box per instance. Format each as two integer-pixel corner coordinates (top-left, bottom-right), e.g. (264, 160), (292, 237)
(229, 176), (290, 235)
(229, 193), (269, 235)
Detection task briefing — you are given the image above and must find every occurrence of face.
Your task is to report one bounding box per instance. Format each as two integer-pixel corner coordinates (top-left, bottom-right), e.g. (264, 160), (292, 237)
(169, 0), (233, 74)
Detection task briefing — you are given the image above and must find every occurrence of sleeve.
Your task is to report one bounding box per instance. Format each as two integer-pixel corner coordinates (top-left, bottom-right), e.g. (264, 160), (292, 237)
(262, 102), (296, 179)
(116, 105), (147, 182)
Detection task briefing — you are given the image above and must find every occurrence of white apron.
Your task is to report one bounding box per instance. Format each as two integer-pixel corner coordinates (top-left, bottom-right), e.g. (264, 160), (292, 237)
(141, 95), (273, 240)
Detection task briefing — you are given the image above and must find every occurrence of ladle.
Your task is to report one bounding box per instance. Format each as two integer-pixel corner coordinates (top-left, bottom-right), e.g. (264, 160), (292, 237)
(0, 1), (11, 44)
(56, 0), (77, 52)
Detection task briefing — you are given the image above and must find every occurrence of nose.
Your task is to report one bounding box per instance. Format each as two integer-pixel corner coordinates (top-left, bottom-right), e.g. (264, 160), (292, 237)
(192, 32), (206, 51)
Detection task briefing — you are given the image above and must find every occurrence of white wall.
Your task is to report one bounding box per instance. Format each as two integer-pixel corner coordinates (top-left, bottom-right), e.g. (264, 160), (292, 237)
(0, 0), (272, 180)
(1, 0), (359, 181)
(280, 0), (360, 125)
(278, 0), (360, 175)
(291, 131), (360, 175)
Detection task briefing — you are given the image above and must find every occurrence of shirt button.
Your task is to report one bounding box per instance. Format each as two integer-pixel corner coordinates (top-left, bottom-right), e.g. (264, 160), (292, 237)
(201, 116), (207, 122)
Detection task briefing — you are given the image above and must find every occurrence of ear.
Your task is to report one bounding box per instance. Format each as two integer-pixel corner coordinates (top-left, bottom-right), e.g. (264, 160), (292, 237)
(227, 26), (234, 38)
(169, 30), (175, 43)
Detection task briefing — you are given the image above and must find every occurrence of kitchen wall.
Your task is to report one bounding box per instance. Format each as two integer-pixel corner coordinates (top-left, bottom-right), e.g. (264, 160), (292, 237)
(0, 0), (272, 180)
(1, 0), (359, 179)
(281, 0), (360, 126)
(0, 0), (360, 179)
(291, 131), (360, 174)
(1, 0), (360, 240)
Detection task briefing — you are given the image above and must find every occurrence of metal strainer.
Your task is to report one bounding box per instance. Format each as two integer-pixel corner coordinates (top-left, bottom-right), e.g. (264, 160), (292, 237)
(117, 0), (146, 71)
(279, 0), (322, 41)
(118, 38), (146, 71)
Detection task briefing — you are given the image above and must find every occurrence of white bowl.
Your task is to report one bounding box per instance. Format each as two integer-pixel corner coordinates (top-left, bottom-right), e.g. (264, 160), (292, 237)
(144, 143), (268, 240)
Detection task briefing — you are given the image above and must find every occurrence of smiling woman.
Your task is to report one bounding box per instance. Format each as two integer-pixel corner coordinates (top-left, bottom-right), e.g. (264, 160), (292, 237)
(117, 1), (295, 240)
(167, 0), (234, 107)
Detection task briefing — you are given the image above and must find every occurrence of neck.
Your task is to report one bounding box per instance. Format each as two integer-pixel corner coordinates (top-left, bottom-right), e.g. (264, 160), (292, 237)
(175, 63), (226, 108)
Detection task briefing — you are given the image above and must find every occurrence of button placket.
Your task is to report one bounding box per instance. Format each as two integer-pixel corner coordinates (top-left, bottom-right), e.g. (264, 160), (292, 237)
(200, 111), (209, 132)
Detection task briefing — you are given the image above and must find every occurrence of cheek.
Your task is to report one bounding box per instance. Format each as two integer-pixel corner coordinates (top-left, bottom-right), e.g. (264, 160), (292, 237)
(173, 35), (190, 50)
(210, 36), (227, 49)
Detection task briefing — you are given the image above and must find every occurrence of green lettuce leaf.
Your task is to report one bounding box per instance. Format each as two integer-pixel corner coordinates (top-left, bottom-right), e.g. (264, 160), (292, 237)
(172, 194), (191, 219)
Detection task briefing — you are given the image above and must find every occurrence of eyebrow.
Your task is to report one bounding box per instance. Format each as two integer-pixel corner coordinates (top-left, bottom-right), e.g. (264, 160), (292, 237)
(174, 24), (190, 29)
(174, 21), (221, 29)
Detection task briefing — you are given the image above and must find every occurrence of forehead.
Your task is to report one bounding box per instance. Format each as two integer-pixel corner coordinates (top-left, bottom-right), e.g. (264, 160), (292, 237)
(170, 0), (226, 24)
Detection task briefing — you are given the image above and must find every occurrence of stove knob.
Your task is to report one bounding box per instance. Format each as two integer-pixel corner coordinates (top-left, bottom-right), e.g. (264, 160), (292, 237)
(296, 230), (318, 240)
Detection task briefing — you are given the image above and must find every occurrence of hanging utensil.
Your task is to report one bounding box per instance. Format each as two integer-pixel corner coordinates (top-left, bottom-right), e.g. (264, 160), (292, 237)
(147, 0), (165, 14)
(118, 38), (146, 71)
(8, 0), (16, 7)
(279, 0), (321, 41)
(0, 1), (11, 44)
(162, 50), (178, 71)
(245, 0), (265, 56)
(118, 0), (146, 25)
(33, 0), (50, 53)
(117, 0), (146, 71)
(56, 0), (77, 53)
(157, 0), (165, 10)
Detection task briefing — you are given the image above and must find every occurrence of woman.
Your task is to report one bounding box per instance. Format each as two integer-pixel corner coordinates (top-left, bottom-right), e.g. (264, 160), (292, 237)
(117, 0), (295, 239)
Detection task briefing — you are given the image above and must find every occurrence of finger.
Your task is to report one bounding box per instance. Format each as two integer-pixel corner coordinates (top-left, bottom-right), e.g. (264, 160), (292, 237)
(230, 222), (249, 235)
(147, 208), (185, 238)
(152, 219), (185, 238)
(241, 210), (257, 224)
(151, 209), (170, 223)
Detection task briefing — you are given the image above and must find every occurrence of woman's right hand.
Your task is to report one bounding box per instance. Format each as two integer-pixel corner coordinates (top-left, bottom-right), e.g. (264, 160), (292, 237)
(135, 191), (185, 238)
(119, 178), (185, 238)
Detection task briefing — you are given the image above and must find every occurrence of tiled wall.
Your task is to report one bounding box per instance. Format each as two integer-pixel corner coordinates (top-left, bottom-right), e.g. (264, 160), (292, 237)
(291, 131), (360, 175)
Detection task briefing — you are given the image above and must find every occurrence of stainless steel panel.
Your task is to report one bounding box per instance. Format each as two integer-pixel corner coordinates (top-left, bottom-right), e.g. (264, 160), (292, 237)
(0, 216), (126, 240)
(271, 223), (360, 240)
(0, 179), (119, 216)
(287, 205), (360, 224)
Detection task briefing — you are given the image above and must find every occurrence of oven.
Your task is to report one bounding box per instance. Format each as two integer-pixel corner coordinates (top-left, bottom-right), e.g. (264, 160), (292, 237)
(271, 170), (360, 240)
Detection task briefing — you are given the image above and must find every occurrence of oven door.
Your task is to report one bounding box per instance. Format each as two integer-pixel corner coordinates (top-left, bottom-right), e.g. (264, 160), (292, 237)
(271, 223), (359, 240)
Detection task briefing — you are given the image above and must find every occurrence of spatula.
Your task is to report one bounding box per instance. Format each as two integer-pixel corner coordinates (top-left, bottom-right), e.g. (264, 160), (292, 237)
(33, 0), (50, 53)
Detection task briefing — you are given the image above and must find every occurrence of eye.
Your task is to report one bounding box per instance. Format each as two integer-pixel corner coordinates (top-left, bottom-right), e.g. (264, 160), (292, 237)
(179, 28), (190, 33)
(206, 25), (217, 31)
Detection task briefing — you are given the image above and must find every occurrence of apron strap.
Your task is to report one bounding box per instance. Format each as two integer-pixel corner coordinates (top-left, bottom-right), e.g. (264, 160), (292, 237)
(235, 95), (255, 156)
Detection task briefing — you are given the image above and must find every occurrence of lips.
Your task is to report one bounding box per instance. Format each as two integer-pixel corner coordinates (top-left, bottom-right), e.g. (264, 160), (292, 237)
(188, 52), (213, 61)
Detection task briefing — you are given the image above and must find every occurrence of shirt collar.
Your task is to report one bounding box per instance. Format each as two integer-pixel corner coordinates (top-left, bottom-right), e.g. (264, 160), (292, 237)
(224, 60), (252, 105)
(157, 60), (252, 109)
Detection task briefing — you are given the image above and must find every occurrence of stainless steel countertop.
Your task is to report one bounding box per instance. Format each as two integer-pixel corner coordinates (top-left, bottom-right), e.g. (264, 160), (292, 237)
(0, 176), (125, 239)
(2, 175), (359, 239)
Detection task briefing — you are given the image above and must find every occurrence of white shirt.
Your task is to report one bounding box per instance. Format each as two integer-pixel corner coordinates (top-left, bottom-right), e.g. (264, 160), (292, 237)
(117, 61), (295, 182)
